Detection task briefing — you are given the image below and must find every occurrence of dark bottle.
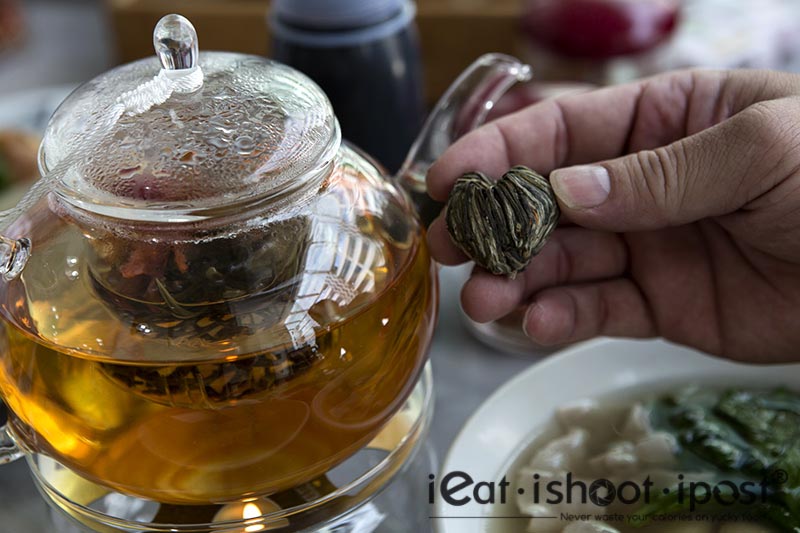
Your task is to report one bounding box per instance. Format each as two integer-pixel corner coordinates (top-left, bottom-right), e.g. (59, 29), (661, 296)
(270, 0), (425, 173)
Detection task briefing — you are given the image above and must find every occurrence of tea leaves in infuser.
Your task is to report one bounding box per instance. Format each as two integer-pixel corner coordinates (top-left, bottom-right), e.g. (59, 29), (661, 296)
(445, 165), (559, 278)
(101, 343), (321, 408)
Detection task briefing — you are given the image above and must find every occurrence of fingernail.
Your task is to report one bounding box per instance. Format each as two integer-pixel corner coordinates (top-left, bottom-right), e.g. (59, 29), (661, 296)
(551, 165), (610, 209)
(522, 302), (543, 339)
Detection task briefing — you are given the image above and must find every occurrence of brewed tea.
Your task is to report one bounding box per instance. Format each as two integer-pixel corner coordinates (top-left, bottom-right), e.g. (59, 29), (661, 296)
(0, 164), (436, 503)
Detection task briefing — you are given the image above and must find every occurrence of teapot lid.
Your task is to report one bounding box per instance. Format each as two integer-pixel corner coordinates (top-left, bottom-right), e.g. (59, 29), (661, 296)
(41, 15), (340, 222)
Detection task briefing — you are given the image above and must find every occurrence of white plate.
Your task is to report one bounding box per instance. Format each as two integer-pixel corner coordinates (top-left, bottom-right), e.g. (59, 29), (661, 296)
(433, 338), (800, 533)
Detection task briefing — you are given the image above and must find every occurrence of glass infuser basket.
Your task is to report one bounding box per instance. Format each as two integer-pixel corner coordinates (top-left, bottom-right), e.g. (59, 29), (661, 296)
(0, 14), (532, 532)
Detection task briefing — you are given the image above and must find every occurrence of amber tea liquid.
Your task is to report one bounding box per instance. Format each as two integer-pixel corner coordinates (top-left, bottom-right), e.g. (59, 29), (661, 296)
(0, 232), (435, 504)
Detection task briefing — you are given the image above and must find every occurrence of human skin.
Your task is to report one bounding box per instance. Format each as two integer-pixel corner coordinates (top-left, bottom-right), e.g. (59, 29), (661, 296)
(426, 69), (800, 363)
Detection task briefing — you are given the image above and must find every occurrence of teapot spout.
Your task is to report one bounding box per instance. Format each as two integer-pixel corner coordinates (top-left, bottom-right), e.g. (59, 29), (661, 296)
(396, 54), (532, 226)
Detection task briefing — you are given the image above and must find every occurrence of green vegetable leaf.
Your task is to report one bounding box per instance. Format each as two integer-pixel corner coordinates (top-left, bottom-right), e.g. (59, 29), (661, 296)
(635, 387), (800, 530)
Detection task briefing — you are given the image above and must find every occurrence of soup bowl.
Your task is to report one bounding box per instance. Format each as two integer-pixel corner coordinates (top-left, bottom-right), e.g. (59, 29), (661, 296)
(434, 338), (800, 533)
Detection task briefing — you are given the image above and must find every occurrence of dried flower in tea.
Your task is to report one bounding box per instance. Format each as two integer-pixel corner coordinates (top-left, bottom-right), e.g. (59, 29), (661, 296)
(445, 165), (559, 278)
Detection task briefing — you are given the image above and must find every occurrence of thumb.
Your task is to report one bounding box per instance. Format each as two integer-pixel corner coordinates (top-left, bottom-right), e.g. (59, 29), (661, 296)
(549, 100), (799, 231)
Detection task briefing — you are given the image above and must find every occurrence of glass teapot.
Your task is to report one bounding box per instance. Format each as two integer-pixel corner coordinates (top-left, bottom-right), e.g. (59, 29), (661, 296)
(0, 15), (530, 506)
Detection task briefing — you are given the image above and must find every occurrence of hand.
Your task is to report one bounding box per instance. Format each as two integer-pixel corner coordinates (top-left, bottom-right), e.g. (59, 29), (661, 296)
(427, 69), (800, 363)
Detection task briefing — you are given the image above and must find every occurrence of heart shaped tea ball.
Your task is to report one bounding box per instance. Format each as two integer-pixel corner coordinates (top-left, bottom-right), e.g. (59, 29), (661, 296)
(445, 166), (560, 278)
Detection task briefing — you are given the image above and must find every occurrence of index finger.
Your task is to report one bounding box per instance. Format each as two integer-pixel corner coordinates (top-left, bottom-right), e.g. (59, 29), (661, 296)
(426, 68), (800, 201)
(425, 81), (643, 202)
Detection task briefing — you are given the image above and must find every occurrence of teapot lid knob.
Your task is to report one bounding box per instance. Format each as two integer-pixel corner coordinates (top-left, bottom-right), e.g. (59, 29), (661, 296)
(153, 14), (199, 71)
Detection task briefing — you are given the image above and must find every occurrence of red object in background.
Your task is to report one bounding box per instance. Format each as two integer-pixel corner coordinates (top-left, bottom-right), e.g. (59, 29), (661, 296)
(522, 0), (680, 59)
(0, 0), (24, 51)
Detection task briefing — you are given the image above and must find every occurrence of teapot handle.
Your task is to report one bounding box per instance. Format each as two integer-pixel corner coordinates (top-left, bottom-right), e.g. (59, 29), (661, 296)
(396, 53), (532, 226)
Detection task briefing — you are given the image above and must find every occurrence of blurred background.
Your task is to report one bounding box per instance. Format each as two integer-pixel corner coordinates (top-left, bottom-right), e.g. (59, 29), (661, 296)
(3, 0), (800, 194)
